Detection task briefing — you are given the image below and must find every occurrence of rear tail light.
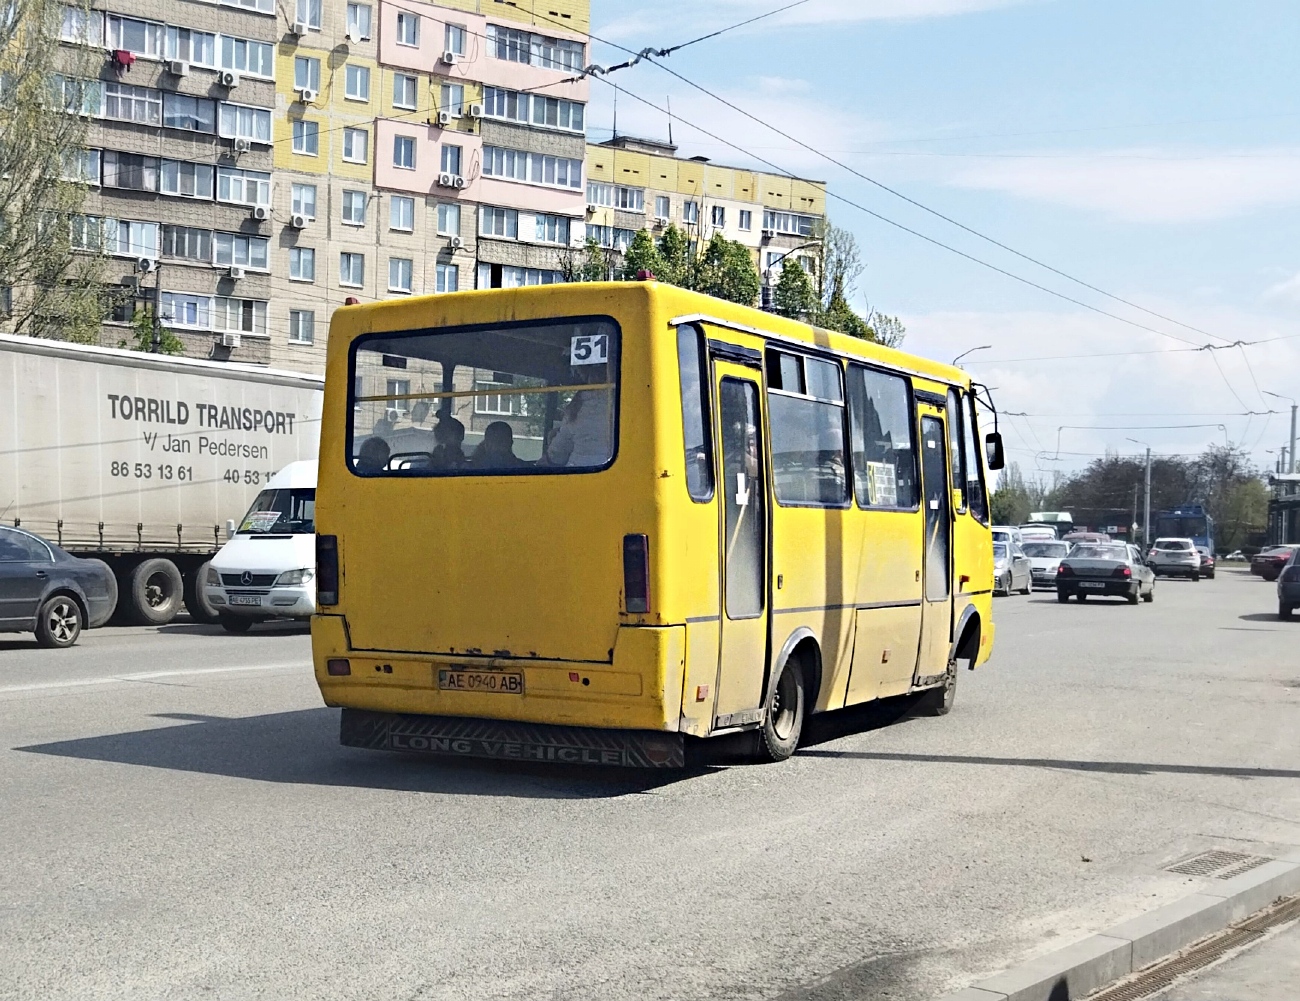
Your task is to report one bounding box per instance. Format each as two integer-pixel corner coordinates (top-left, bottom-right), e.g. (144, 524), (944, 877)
(316, 534), (339, 605)
(623, 534), (650, 614)
(1113, 566), (1132, 578)
(1148, 549), (1156, 558)
(1057, 564), (1073, 576)
(326, 659), (350, 676)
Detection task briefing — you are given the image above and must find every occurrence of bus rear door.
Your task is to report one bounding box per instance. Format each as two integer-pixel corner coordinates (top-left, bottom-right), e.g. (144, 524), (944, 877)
(917, 407), (954, 678)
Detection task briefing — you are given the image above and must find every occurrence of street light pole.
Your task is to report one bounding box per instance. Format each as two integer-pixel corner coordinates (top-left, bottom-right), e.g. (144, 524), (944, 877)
(952, 345), (992, 368)
(1264, 392), (1297, 474)
(1128, 438), (1151, 547)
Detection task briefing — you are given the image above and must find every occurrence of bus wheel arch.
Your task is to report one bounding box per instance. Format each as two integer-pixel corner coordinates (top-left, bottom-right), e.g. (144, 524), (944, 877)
(951, 605), (982, 669)
(755, 629), (819, 763)
(770, 628), (823, 715)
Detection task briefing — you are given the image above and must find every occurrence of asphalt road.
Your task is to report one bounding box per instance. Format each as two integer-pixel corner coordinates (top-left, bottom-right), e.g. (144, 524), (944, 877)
(2, 568), (1298, 1001)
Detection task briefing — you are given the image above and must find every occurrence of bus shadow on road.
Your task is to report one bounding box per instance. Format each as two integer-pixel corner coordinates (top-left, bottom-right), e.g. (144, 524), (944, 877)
(14, 707), (711, 799)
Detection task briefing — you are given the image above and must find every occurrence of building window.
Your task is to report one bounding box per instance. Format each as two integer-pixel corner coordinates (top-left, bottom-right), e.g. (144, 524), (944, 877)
(294, 56), (320, 92)
(60, 6), (101, 45)
(103, 82), (161, 126)
(291, 182), (317, 218)
(221, 37), (273, 77)
(216, 166), (269, 205)
(160, 292), (211, 329)
(587, 181), (613, 207)
(487, 24), (529, 62)
(344, 64), (370, 102)
(292, 120), (319, 156)
(390, 195), (414, 231)
(289, 247), (316, 282)
(654, 195), (670, 221)
(393, 72), (417, 109)
(440, 144), (462, 176)
(345, 2), (371, 39)
(436, 263), (458, 293)
(165, 27), (215, 66)
(295, 0), (321, 30)
(103, 151), (159, 192)
(386, 378), (411, 414)
(478, 264), (564, 288)
(214, 297), (268, 336)
(395, 11), (418, 46)
(288, 310), (314, 344)
(479, 206), (518, 239)
(445, 23), (466, 55)
(218, 104), (271, 143)
(340, 253), (364, 287)
(588, 225), (635, 252)
(615, 186), (644, 211)
(341, 190), (367, 225)
(161, 159), (215, 199)
(683, 200), (699, 225)
(482, 146), (582, 189)
(763, 210), (816, 237)
(711, 205), (726, 228)
(388, 257), (413, 293)
(62, 148), (100, 184)
(534, 214), (570, 245)
(107, 219), (159, 258)
(530, 95), (584, 131)
(739, 209), (752, 231)
(440, 82), (464, 117)
(214, 232), (269, 270)
(486, 24), (582, 70)
(161, 225), (210, 262)
(342, 127), (368, 163)
(163, 93), (216, 133)
(481, 86), (529, 124)
(436, 203), (460, 235)
(105, 14), (162, 57)
(393, 134), (415, 169)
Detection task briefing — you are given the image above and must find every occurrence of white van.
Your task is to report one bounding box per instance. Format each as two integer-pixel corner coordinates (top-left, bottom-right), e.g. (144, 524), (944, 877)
(204, 460), (317, 633)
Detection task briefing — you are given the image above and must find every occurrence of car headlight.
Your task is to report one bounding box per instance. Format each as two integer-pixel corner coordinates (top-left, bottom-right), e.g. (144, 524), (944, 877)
(274, 568), (315, 586)
(206, 565), (220, 586)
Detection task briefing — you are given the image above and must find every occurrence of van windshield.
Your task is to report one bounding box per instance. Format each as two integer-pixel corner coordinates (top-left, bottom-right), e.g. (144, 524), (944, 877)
(349, 317), (620, 476)
(237, 488), (316, 534)
(1023, 542), (1068, 558)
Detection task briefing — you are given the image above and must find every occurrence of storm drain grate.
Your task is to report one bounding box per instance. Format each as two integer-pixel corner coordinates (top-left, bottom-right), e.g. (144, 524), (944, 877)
(1163, 850), (1272, 879)
(1084, 893), (1300, 1001)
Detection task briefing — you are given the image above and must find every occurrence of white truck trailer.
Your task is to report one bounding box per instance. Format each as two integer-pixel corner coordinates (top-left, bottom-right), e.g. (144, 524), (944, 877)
(0, 334), (323, 625)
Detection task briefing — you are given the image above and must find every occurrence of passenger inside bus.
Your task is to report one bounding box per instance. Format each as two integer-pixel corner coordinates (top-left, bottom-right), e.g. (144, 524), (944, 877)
(545, 367), (611, 467)
(356, 436), (391, 473)
(431, 415), (467, 469)
(471, 421), (527, 469)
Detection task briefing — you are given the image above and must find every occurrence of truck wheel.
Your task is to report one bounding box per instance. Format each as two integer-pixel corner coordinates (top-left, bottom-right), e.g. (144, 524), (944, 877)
(753, 658), (806, 763)
(183, 562), (221, 624)
(35, 594), (83, 648)
(127, 559), (183, 625)
(219, 614), (254, 634)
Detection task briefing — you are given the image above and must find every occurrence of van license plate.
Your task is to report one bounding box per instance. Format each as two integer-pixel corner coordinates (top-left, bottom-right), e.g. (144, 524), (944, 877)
(229, 595), (261, 606)
(1079, 582), (1106, 589)
(438, 669), (525, 694)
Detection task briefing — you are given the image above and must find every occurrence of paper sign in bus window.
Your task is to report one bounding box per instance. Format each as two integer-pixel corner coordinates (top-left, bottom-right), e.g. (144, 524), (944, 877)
(866, 461), (897, 507)
(570, 333), (609, 366)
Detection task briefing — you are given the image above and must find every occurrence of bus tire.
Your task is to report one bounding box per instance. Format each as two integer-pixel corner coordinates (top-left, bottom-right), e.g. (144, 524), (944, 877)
(127, 559), (184, 625)
(915, 658), (957, 717)
(183, 562), (221, 624)
(754, 658), (806, 763)
(219, 614), (254, 634)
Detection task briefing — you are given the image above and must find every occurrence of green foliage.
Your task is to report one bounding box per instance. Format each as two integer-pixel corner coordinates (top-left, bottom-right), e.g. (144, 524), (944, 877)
(559, 237), (613, 282)
(991, 462), (1045, 525)
(118, 306), (184, 355)
(614, 225), (760, 307)
(772, 259), (816, 318)
(621, 229), (664, 281)
(693, 232), (760, 306)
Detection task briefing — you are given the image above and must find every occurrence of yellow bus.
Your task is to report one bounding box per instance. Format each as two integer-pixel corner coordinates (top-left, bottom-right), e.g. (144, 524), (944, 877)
(312, 282), (1001, 767)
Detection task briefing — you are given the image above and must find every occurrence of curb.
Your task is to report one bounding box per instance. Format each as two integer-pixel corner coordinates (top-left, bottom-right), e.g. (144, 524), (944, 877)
(938, 850), (1300, 1001)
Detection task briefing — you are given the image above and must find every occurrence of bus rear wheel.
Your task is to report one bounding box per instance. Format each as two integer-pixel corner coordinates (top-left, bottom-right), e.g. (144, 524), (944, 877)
(754, 658), (806, 763)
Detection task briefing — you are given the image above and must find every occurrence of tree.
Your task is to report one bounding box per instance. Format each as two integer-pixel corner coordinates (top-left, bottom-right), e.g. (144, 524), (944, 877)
(864, 312), (906, 348)
(816, 222), (863, 310)
(819, 275), (872, 339)
(621, 229), (664, 280)
(990, 463), (1041, 525)
(559, 237), (614, 283)
(693, 232), (761, 306)
(117, 305), (184, 355)
(613, 225), (761, 307)
(772, 259), (816, 319)
(0, 0), (106, 342)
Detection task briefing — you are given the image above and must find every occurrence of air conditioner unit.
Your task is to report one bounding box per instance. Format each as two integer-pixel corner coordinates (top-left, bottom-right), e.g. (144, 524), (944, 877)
(441, 50), (458, 65)
(233, 137), (252, 153)
(653, 216), (668, 225)
(289, 213), (308, 229)
(218, 70), (239, 88)
(437, 172), (454, 187)
(136, 257), (155, 274)
(585, 203), (598, 214)
(168, 60), (189, 76)
(467, 103), (484, 118)
(297, 87), (317, 103)
(449, 235), (463, 250)
(251, 205), (270, 221)
(452, 175), (466, 189)
(290, 19), (308, 36)
(228, 266), (246, 280)
(219, 332), (241, 348)
(762, 227), (776, 238)
(436, 110), (452, 126)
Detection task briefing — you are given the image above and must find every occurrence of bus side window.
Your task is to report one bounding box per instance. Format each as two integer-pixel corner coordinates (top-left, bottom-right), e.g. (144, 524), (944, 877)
(947, 388), (966, 513)
(963, 391), (989, 524)
(846, 364), (919, 510)
(676, 324), (714, 502)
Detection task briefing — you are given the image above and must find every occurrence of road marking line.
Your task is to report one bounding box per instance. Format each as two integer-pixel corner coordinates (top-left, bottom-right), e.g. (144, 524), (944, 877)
(0, 662), (309, 694)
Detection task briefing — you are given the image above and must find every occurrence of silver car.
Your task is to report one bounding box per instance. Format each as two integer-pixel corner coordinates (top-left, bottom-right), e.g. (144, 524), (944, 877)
(1022, 540), (1071, 589)
(994, 542), (1032, 595)
(1147, 537), (1201, 580)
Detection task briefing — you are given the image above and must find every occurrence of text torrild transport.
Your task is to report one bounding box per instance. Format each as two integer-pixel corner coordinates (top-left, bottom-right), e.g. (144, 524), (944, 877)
(107, 394), (298, 435)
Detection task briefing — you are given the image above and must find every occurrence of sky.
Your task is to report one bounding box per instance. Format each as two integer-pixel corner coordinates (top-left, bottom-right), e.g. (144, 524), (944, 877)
(585, 0), (1300, 484)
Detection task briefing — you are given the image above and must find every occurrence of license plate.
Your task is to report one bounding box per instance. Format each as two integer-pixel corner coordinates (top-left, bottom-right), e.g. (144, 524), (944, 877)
(229, 594), (261, 606)
(1079, 582), (1106, 589)
(437, 669), (525, 694)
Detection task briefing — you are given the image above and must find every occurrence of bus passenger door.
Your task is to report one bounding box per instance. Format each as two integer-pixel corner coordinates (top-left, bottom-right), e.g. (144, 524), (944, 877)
(710, 367), (770, 728)
(917, 413), (954, 681)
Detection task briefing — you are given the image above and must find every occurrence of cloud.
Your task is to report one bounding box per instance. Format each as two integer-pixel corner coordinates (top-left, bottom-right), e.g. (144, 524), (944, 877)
(950, 149), (1300, 223)
(1264, 272), (1300, 303)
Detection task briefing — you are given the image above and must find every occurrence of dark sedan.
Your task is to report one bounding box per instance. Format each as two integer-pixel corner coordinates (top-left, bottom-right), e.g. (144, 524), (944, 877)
(1056, 543), (1155, 605)
(1251, 545), (1300, 582)
(1279, 550), (1300, 620)
(0, 526), (117, 647)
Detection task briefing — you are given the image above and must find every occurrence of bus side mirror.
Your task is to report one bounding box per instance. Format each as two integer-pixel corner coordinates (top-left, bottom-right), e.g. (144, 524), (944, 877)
(985, 432), (1006, 471)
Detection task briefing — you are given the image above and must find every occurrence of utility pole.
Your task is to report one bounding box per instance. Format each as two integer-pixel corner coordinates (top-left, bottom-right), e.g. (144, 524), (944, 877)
(1291, 403), (1297, 474)
(1143, 447), (1152, 548)
(150, 262), (163, 353)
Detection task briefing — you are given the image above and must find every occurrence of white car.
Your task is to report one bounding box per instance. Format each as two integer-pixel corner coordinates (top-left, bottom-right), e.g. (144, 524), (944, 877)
(1147, 537), (1201, 580)
(205, 460), (317, 633)
(992, 525), (1024, 547)
(1022, 540), (1071, 589)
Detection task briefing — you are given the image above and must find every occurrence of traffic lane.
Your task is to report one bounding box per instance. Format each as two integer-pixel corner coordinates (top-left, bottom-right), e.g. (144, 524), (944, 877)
(2, 573), (1299, 1001)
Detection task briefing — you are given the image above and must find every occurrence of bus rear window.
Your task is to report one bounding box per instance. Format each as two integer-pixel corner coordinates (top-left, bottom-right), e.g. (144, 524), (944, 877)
(349, 318), (620, 476)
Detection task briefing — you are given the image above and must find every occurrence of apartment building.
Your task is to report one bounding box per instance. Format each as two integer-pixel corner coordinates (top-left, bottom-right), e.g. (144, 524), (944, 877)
(272, 0), (590, 372)
(55, 0), (279, 363)
(586, 136), (827, 294)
